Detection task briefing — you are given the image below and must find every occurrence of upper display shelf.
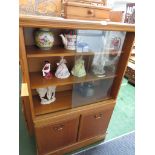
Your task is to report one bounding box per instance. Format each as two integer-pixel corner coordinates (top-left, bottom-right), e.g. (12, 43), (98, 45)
(19, 15), (135, 32)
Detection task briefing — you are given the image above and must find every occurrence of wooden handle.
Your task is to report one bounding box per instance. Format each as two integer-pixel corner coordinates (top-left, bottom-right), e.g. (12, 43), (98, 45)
(53, 125), (64, 131)
(87, 9), (94, 16)
(94, 113), (103, 119)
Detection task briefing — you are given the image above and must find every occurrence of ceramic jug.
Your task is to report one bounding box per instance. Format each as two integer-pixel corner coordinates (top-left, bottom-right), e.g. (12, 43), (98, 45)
(60, 30), (77, 50)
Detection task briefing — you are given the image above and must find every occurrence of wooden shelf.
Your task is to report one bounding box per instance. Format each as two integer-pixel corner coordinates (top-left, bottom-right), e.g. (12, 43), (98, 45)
(30, 72), (117, 89)
(19, 15), (135, 32)
(26, 45), (123, 58)
(33, 90), (72, 116)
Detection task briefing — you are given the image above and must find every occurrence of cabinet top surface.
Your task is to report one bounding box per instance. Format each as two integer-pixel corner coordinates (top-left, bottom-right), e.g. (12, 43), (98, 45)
(19, 0), (134, 31)
(19, 14), (135, 32)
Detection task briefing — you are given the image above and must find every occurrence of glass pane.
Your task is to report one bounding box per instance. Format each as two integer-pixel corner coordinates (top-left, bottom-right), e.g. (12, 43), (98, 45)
(71, 30), (126, 108)
(72, 78), (114, 108)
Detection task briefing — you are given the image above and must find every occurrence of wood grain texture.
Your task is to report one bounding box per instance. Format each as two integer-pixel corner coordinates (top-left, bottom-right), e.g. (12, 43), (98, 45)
(19, 15), (135, 32)
(78, 107), (114, 141)
(34, 99), (115, 127)
(30, 72), (117, 89)
(19, 14), (135, 154)
(110, 11), (123, 22)
(20, 27), (35, 119)
(64, 4), (111, 20)
(43, 134), (106, 155)
(26, 45), (122, 58)
(21, 96), (34, 135)
(35, 117), (80, 155)
(33, 90), (72, 116)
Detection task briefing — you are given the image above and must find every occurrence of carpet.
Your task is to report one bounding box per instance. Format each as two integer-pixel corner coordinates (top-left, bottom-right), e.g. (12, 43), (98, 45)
(73, 132), (135, 155)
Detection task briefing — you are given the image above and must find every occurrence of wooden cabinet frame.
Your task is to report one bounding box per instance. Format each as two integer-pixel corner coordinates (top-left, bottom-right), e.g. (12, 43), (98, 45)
(20, 15), (135, 155)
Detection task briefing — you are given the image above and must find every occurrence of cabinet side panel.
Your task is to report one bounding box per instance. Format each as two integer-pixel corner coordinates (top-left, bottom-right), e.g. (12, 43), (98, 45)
(21, 96), (34, 135)
(19, 27), (35, 119)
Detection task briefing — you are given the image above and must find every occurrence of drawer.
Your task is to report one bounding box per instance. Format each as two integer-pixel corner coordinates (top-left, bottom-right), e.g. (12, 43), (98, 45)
(35, 117), (79, 155)
(64, 5), (110, 20)
(78, 107), (113, 141)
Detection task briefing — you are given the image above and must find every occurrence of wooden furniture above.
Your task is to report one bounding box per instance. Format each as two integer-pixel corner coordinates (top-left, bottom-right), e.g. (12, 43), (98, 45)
(20, 13), (135, 155)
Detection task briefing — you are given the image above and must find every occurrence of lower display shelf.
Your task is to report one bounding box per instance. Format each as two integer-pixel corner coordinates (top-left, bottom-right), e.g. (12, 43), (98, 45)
(33, 90), (72, 116)
(33, 89), (112, 116)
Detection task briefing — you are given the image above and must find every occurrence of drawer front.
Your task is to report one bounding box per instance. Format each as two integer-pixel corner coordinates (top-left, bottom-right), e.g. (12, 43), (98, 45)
(35, 118), (79, 155)
(78, 108), (113, 141)
(65, 6), (110, 20)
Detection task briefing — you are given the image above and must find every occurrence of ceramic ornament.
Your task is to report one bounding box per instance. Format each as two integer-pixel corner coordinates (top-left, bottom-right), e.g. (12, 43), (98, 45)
(35, 28), (54, 50)
(104, 31), (126, 52)
(71, 57), (86, 77)
(36, 86), (56, 105)
(42, 61), (52, 79)
(92, 55), (106, 77)
(55, 57), (70, 79)
(60, 30), (77, 50)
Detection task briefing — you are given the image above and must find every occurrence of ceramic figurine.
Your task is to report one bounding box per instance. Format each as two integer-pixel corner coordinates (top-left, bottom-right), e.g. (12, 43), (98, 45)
(110, 37), (121, 51)
(42, 61), (52, 79)
(36, 86), (56, 105)
(35, 28), (54, 50)
(71, 57), (86, 77)
(104, 31), (126, 52)
(60, 30), (77, 50)
(55, 57), (70, 79)
(92, 55), (106, 77)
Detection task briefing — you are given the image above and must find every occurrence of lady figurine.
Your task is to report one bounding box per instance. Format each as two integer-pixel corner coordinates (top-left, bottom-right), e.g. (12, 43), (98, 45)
(55, 57), (70, 79)
(42, 61), (52, 79)
(71, 57), (86, 77)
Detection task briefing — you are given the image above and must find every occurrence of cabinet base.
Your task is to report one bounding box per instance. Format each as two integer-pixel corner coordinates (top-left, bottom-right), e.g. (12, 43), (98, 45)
(37, 134), (106, 155)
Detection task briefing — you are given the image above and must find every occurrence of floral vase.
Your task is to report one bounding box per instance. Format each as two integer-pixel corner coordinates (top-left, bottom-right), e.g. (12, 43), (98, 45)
(35, 28), (54, 50)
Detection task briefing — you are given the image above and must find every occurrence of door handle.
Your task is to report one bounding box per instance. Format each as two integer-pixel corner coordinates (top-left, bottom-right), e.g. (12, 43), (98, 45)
(94, 113), (103, 119)
(53, 124), (64, 132)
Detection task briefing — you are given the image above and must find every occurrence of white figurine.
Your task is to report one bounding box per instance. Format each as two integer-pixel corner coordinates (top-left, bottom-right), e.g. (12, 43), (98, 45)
(36, 86), (56, 105)
(55, 57), (70, 79)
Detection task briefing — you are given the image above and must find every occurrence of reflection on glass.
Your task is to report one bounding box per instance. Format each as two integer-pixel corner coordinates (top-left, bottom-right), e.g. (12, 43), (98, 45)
(72, 79), (114, 108)
(76, 30), (126, 76)
(71, 30), (126, 108)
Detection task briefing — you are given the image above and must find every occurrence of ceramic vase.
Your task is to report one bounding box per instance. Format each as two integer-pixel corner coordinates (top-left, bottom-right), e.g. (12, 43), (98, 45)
(35, 28), (54, 50)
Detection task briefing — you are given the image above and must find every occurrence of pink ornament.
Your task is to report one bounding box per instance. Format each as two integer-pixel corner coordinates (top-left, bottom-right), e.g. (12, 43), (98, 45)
(42, 61), (52, 79)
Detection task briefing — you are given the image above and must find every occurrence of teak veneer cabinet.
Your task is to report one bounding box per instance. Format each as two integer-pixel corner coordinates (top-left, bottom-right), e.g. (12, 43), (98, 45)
(20, 15), (135, 155)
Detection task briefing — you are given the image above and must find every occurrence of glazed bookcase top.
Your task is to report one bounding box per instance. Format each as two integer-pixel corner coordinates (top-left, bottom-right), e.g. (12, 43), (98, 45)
(19, 14), (135, 32)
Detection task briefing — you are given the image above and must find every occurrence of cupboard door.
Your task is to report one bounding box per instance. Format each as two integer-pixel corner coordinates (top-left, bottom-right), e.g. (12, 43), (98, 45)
(78, 108), (113, 141)
(35, 117), (79, 155)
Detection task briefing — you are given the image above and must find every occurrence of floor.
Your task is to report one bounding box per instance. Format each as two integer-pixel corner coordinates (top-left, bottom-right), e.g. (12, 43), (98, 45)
(19, 78), (135, 155)
(72, 132), (135, 155)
